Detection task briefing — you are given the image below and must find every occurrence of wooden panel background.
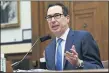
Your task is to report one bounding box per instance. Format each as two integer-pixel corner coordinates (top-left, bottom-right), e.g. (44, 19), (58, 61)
(71, 2), (108, 60)
(31, 1), (108, 64)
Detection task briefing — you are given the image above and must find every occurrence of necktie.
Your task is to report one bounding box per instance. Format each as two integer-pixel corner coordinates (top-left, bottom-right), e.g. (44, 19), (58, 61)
(56, 38), (63, 70)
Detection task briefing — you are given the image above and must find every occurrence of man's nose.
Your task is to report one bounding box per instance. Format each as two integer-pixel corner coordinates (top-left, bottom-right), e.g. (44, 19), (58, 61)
(51, 17), (56, 21)
(51, 17), (56, 24)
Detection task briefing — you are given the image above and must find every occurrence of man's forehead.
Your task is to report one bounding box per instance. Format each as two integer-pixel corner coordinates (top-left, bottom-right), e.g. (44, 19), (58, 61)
(47, 5), (63, 15)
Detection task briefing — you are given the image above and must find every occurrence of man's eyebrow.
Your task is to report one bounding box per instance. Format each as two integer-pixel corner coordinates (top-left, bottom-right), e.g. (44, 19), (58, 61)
(47, 13), (62, 16)
(54, 13), (62, 14)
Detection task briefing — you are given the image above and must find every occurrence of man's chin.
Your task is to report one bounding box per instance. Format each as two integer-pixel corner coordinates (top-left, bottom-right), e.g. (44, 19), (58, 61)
(52, 31), (62, 36)
(52, 30), (60, 33)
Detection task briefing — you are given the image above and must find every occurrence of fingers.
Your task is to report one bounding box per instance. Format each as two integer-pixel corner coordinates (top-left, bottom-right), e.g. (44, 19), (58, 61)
(64, 51), (77, 60)
(64, 45), (79, 65)
(64, 52), (74, 64)
(70, 45), (78, 55)
(65, 45), (78, 59)
(65, 56), (73, 64)
(65, 51), (73, 59)
(64, 52), (78, 65)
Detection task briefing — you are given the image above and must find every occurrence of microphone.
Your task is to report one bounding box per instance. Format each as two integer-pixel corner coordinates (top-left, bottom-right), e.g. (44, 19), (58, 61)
(11, 35), (51, 67)
(40, 34), (51, 42)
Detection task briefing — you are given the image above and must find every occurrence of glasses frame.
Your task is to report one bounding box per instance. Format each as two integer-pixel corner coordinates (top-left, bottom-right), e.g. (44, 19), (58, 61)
(45, 13), (64, 21)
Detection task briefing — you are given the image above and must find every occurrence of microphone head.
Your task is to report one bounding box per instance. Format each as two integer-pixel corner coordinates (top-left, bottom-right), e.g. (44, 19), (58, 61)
(40, 35), (51, 42)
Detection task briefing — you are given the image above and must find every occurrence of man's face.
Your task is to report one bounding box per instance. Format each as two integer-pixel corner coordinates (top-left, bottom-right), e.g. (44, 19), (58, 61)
(46, 5), (69, 37)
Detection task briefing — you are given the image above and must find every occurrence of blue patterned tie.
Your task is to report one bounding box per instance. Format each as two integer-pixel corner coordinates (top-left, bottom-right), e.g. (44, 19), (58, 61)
(56, 38), (63, 70)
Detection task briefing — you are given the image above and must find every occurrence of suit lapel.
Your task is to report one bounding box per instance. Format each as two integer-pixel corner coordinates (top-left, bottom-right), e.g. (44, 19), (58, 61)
(63, 29), (75, 69)
(50, 39), (56, 70)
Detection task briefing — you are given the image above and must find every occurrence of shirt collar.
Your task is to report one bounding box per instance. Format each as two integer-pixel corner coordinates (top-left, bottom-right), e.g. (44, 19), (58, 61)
(56, 28), (70, 42)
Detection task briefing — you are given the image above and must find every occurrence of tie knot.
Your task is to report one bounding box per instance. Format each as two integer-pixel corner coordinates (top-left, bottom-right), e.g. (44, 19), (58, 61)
(57, 38), (63, 45)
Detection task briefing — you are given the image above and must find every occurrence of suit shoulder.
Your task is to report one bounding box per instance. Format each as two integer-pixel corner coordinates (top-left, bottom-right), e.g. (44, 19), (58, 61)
(74, 30), (90, 34)
(74, 30), (91, 36)
(74, 30), (94, 40)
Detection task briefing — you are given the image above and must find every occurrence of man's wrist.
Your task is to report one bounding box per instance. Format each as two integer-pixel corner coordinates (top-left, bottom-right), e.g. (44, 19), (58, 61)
(76, 59), (84, 69)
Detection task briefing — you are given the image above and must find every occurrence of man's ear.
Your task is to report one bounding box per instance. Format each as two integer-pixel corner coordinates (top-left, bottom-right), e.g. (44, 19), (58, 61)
(66, 15), (70, 23)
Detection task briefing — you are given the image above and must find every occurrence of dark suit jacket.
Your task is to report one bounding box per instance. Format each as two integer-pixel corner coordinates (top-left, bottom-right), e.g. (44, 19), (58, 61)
(45, 29), (104, 70)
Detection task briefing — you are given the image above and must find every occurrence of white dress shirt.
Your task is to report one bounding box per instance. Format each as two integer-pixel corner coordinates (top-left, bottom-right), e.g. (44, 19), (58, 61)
(55, 28), (70, 69)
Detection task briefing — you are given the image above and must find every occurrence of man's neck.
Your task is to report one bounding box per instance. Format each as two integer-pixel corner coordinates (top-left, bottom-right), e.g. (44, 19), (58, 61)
(56, 27), (69, 38)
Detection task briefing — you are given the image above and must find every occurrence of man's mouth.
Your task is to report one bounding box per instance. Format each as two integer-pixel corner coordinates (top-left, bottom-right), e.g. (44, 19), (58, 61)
(52, 25), (59, 30)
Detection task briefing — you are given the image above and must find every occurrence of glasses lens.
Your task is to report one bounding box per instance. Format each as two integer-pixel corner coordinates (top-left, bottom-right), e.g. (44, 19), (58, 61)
(46, 13), (63, 21)
(46, 15), (52, 20)
(54, 14), (61, 19)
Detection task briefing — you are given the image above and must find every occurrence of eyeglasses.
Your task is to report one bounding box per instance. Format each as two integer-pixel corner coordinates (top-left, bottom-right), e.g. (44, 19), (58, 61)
(45, 13), (64, 21)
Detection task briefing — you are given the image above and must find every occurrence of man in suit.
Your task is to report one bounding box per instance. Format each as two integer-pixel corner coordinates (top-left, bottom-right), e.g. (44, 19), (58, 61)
(44, 3), (103, 70)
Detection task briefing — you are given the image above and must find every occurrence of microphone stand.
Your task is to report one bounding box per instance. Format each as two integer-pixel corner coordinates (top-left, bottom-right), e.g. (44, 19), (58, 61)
(11, 38), (40, 67)
(11, 35), (52, 71)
